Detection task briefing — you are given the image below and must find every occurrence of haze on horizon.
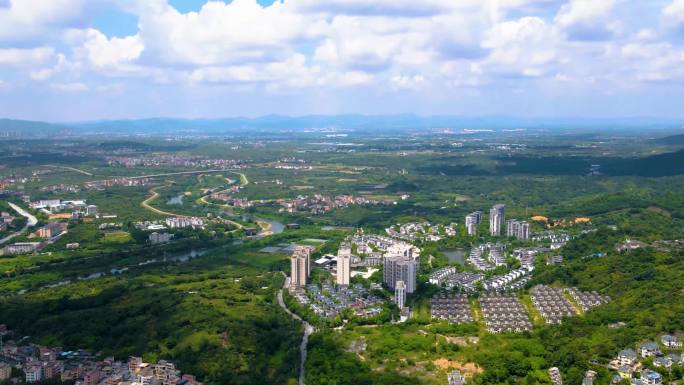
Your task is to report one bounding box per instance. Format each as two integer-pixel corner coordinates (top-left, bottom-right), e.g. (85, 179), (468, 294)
(1, 0), (684, 122)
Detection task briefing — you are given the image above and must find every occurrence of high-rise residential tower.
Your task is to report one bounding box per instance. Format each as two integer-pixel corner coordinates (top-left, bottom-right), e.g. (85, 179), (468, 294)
(506, 219), (530, 240)
(489, 204), (505, 236)
(383, 255), (417, 293)
(465, 211), (482, 236)
(336, 242), (351, 286)
(290, 246), (311, 288)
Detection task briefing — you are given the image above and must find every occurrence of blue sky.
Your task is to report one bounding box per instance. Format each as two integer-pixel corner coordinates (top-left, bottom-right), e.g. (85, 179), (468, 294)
(1, 0), (684, 122)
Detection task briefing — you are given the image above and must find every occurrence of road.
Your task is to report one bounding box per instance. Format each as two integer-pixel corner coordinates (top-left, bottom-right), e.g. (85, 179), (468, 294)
(0, 202), (38, 245)
(128, 169), (239, 180)
(140, 185), (184, 217)
(140, 170), (280, 237)
(277, 272), (314, 385)
(48, 165), (94, 176)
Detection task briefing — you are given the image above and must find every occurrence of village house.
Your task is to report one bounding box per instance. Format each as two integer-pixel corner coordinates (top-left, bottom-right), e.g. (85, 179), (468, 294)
(661, 334), (682, 348)
(639, 341), (661, 358)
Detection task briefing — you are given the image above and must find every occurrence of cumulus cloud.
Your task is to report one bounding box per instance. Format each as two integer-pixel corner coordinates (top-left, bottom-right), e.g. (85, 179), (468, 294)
(663, 0), (684, 32)
(0, 0), (110, 43)
(71, 29), (143, 69)
(554, 0), (619, 41)
(483, 17), (559, 77)
(1, 0), (684, 119)
(0, 47), (54, 65)
(136, 0), (318, 66)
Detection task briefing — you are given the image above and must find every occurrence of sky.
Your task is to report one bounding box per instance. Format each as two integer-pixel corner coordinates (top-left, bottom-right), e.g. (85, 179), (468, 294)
(1, 0), (684, 122)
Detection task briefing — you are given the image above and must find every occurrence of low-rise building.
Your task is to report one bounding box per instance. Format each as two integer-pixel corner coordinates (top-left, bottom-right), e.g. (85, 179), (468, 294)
(639, 341), (660, 358)
(448, 370), (465, 385)
(149, 232), (173, 245)
(641, 369), (662, 385)
(617, 348), (637, 367)
(36, 222), (67, 238)
(582, 370), (597, 385)
(661, 334), (682, 348)
(548, 367), (563, 385)
(2, 242), (41, 255)
(24, 363), (43, 383)
(0, 362), (12, 380)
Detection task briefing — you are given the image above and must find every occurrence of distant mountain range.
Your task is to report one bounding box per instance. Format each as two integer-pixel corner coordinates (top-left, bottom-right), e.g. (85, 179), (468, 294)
(1, 115), (683, 137)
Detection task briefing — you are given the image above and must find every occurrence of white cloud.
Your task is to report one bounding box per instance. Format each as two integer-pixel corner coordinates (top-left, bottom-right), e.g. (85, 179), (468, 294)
(137, 0), (318, 66)
(621, 42), (684, 82)
(0, 47), (54, 65)
(50, 82), (89, 92)
(71, 29), (143, 69)
(663, 0), (684, 29)
(2, 0), (684, 119)
(483, 17), (559, 77)
(554, 0), (619, 40)
(0, 0), (109, 43)
(391, 74), (426, 89)
(30, 68), (54, 81)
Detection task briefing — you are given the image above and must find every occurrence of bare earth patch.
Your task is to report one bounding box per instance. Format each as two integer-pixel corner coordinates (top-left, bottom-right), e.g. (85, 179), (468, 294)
(444, 336), (480, 346)
(433, 358), (483, 375)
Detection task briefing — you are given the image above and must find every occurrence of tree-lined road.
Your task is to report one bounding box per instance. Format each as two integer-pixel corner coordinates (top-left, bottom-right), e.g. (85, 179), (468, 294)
(277, 272), (314, 385)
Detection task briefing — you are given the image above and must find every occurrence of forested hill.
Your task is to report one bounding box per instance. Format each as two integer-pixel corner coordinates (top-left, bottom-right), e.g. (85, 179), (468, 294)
(653, 132), (684, 145)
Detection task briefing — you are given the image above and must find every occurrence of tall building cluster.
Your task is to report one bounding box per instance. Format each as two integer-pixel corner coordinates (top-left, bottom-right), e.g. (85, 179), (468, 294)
(465, 211), (482, 236)
(489, 204), (505, 236)
(506, 219), (530, 240)
(290, 246), (311, 288)
(336, 242), (351, 286)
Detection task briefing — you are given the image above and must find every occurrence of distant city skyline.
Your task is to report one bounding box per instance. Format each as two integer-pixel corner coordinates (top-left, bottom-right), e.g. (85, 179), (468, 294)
(1, 0), (684, 121)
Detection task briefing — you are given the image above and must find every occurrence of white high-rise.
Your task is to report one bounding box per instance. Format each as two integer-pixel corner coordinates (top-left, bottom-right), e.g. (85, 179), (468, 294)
(465, 211), (482, 236)
(489, 204), (505, 236)
(506, 219), (530, 240)
(395, 280), (406, 309)
(336, 242), (351, 286)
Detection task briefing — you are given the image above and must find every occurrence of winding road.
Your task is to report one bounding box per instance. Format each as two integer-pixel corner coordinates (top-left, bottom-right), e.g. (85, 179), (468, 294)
(0, 202), (38, 245)
(277, 272), (314, 385)
(140, 171), (280, 237)
(140, 184), (183, 217)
